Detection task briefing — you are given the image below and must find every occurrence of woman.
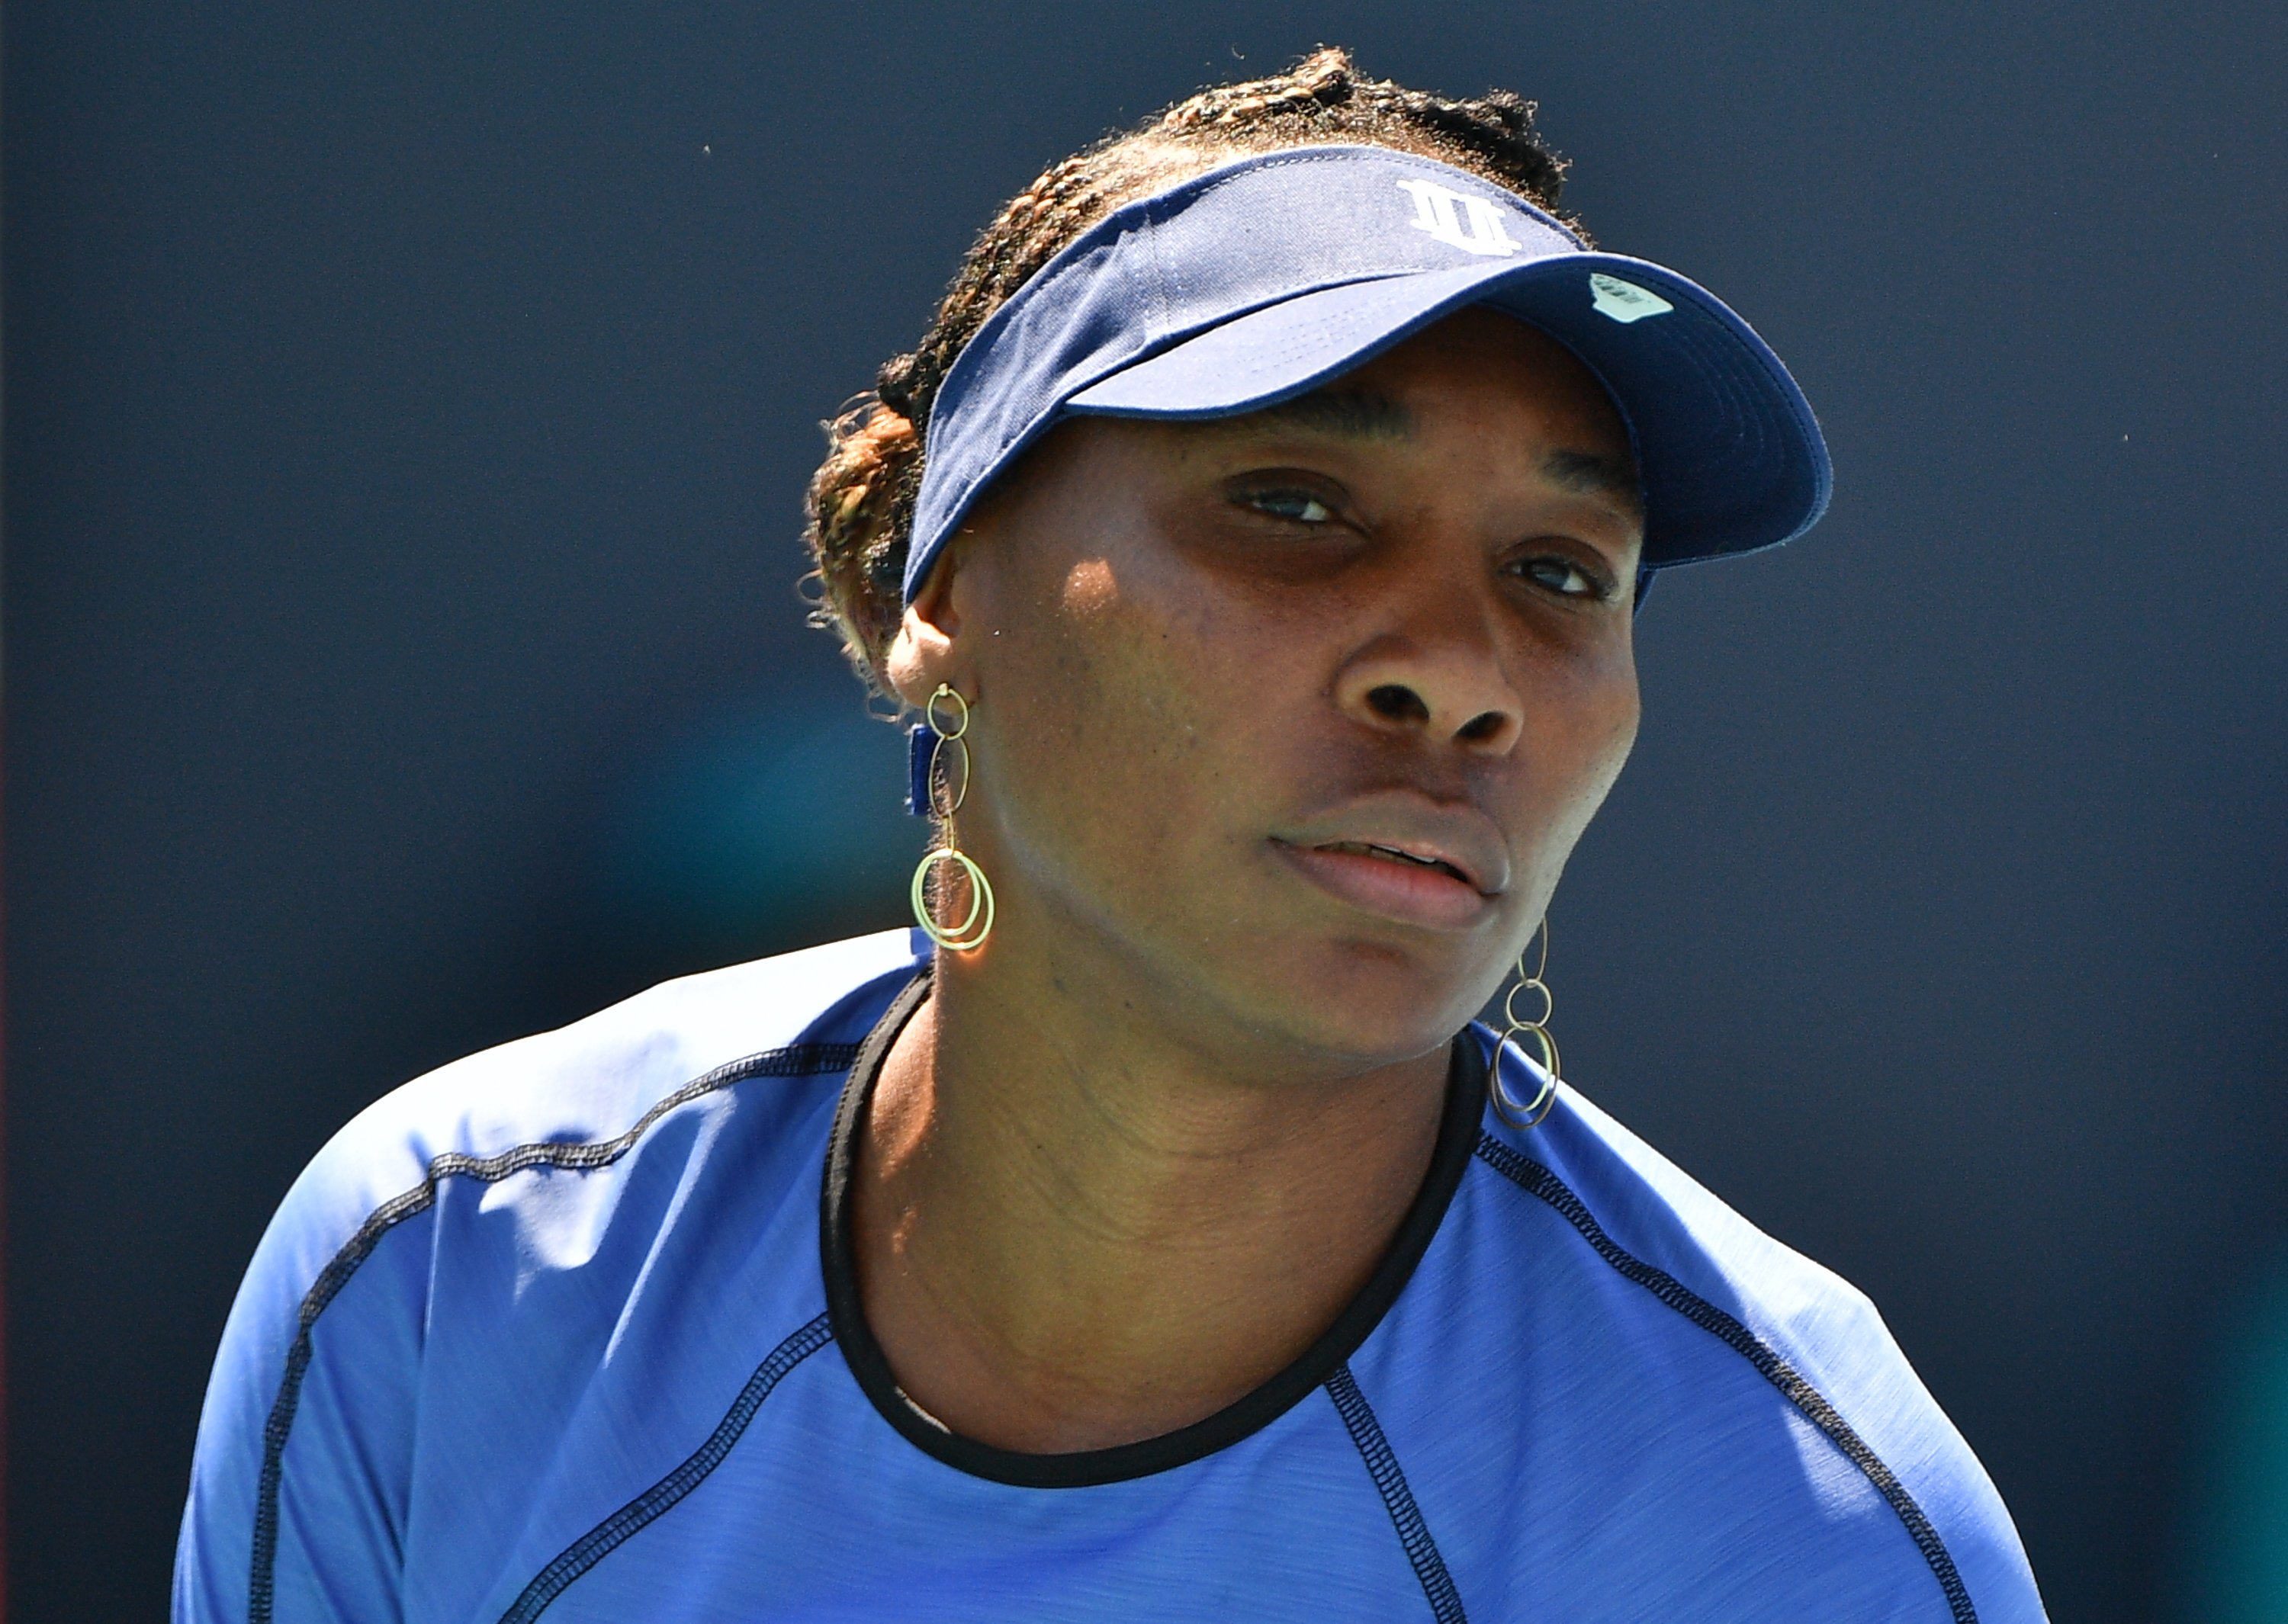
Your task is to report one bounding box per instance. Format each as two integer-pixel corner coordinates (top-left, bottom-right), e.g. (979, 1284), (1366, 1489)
(178, 50), (2047, 1622)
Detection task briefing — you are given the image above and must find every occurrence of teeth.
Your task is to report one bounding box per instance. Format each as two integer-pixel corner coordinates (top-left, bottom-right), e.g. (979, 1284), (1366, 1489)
(1323, 840), (1464, 881)
(1371, 843), (1438, 866)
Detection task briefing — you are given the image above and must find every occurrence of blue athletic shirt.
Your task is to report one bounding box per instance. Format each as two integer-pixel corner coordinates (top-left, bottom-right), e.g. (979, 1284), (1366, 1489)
(175, 928), (2047, 1622)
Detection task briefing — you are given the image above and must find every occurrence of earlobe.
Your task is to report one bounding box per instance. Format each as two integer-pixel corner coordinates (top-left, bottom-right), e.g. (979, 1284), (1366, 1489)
(884, 552), (967, 710)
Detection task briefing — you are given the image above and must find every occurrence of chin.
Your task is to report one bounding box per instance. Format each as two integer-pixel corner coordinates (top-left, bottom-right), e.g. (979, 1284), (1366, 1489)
(1235, 932), (1500, 1068)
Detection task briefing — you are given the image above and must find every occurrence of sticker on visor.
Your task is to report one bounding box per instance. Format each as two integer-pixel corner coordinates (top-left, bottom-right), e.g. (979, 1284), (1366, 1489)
(1589, 274), (1675, 324)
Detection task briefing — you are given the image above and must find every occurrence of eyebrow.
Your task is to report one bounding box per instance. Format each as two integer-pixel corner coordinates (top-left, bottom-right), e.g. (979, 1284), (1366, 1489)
(1226, 390), (1645, 512)
(1541, 447), (1644, 513)
(1239, 388), (1415, 441)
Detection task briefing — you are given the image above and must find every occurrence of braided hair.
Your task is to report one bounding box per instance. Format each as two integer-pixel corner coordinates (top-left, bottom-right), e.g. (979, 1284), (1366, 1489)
(802, 47), (1582, 692)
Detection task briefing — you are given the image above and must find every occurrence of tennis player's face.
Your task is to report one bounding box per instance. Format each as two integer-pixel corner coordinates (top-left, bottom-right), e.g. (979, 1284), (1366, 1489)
(903, 308), (1644, 1064)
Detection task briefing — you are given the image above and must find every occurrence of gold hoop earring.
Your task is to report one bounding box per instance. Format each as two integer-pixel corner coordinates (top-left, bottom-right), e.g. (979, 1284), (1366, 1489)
(908, 684), (995, 952)
(1489, 918), (1561, 1129)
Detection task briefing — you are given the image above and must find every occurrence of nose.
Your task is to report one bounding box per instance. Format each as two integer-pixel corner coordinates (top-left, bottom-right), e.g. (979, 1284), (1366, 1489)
(1333, 634), (1525, 756)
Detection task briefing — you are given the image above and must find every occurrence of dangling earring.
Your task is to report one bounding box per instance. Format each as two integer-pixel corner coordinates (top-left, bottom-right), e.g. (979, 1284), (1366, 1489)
(908, 683), (995, 952)
(1489, 918), (1561, 1128)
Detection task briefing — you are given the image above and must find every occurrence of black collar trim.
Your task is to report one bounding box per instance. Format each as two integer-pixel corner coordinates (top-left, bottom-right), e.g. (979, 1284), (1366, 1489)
(819, 966), (1483, 1489)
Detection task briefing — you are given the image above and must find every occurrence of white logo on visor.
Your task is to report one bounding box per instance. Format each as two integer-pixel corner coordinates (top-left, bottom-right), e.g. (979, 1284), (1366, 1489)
(1589, 273), (1674, 323)
(1396, 179), (1520, 257)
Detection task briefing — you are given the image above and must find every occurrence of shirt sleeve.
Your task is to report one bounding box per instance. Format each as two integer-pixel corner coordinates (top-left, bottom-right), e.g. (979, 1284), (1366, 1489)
(174, 1135), (435, 1624)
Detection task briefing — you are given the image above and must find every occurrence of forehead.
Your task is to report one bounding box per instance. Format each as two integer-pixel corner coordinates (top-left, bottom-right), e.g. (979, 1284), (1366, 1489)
(1201, 308), (1641, 508)
(1292, 308), (1627, 433)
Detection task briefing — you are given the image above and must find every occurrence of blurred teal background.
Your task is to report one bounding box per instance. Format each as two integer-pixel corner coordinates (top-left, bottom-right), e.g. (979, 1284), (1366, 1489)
(596, 685), (924, 968)
(2177, 1257), (2288, 1622)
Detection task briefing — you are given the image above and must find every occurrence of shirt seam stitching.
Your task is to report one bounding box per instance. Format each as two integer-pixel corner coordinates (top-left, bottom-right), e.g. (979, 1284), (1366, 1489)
(1324, 1363), (1469, 1623)
(1470, 1132), (1978, 1624)
(243, 1039), (862, 1624)
(495, 1313), (834, 1622)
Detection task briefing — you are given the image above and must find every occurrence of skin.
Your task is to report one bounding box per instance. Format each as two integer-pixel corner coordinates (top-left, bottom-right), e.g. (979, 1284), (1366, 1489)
(860, 307), (1644, 1453)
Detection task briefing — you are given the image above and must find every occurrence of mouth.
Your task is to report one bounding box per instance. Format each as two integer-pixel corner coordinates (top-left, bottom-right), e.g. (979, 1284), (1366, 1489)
(1309, 839), (1477, 889)
(1270, 828), (1499, 932)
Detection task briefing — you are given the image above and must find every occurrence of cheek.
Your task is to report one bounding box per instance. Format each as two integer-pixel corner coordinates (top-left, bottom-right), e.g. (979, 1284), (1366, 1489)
(1048, 560), (1227, 754)
(979, 557), (1263, 888)
(1517, 655), (1642, 876)
(1579, 653), (1643, 788)
(1586, 683), (1642, 814)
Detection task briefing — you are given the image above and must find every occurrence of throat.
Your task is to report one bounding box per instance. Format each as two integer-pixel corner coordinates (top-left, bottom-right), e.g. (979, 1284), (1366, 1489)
(827, 971), (1472, 1465)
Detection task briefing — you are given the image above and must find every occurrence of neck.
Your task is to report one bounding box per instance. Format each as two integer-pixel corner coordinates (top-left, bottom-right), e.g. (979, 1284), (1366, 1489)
(850, 939), (1455, 1456)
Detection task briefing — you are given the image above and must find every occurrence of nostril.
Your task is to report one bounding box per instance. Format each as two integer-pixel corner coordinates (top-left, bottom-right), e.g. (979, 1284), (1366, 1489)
(1367, 684), (1431, 725)
(1457, 710), (1508, 743)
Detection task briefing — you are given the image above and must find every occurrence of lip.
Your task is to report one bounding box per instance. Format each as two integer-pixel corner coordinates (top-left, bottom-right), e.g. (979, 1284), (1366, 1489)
(1270, 799), (1509, 932)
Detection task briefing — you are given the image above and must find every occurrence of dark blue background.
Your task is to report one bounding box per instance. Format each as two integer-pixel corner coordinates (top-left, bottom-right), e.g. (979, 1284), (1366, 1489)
(8, 3), (2284, 1617)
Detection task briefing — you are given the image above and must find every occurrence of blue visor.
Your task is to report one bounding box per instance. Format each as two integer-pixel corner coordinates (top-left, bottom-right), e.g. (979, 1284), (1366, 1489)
(903, 145), (1830, 602)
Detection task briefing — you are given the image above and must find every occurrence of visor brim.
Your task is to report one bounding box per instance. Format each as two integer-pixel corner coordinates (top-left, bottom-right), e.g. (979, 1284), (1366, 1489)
(1065, 255), (1830, 567)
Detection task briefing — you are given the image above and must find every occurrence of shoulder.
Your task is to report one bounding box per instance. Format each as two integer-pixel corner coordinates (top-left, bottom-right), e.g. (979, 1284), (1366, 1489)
(175, 929), (921, 1622)
(1460, 1040), (2045, 1622)
(278, 926), (920, 1255)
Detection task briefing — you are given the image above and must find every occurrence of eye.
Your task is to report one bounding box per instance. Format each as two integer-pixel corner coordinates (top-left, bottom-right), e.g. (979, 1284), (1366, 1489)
(1244, 488), (1334, 525)
(1518, 554), (1609, 600)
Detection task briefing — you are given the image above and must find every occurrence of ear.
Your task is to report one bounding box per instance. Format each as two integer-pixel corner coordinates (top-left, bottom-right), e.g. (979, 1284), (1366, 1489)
(883, 544), (966, 711)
